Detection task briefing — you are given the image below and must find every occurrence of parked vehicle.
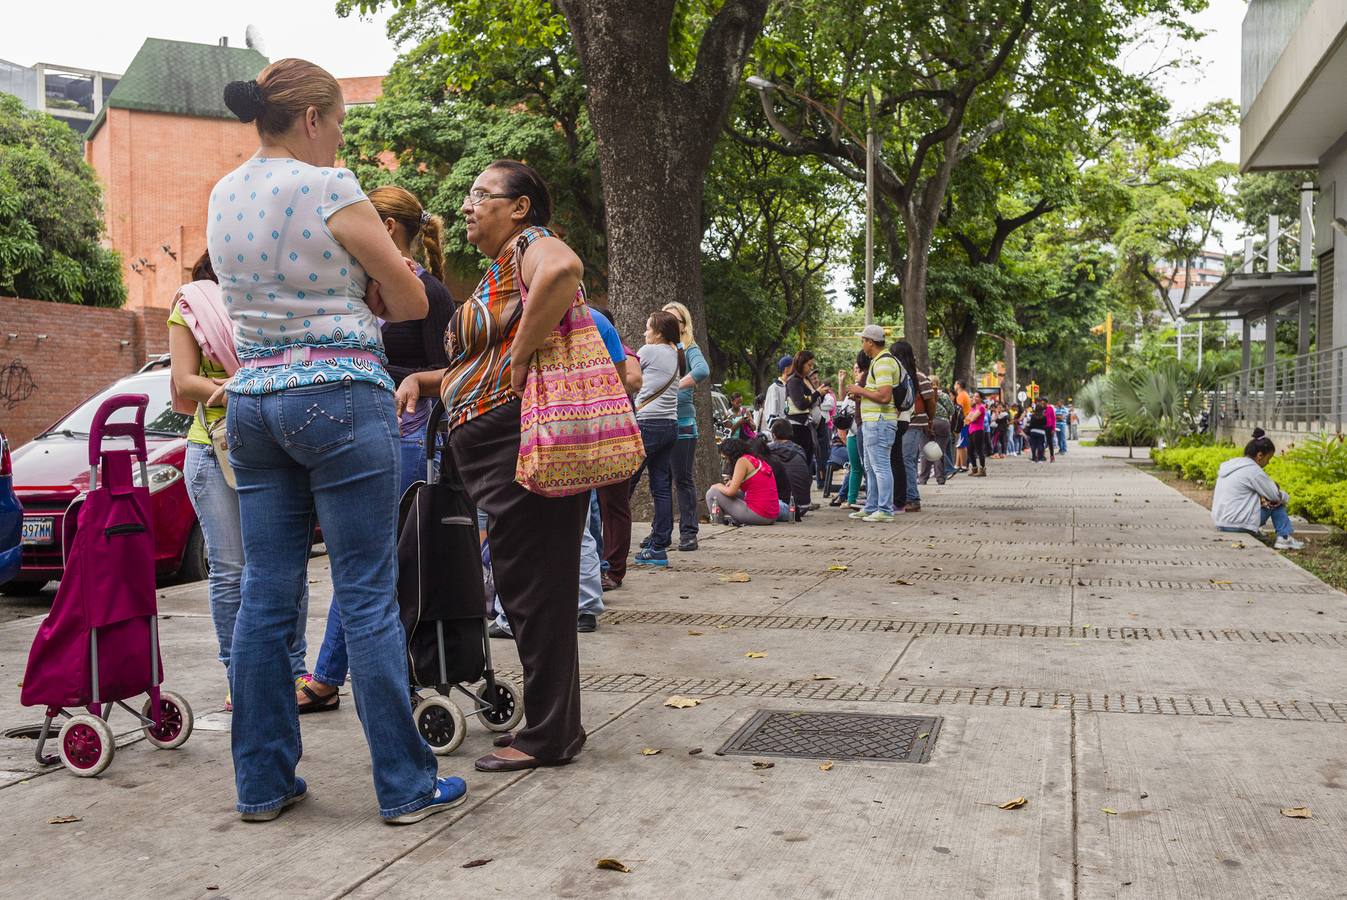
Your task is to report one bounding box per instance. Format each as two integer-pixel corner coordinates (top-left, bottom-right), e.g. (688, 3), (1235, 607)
(4, 360), (205, 596)
(0, 430), (21, 586)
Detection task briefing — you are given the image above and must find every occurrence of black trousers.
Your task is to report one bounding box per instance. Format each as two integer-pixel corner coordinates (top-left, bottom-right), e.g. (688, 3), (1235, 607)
(790, 420), (817, 479)
(888, 420), (910, 507)
(450, 400), (588, 761)
(969, 430), (990, 469)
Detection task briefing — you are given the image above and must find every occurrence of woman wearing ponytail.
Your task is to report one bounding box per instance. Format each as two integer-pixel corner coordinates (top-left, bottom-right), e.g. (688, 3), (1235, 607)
(298, 185), (455, 715)
(212, 58), (462, 825)
(1211, 428), (1304, 550)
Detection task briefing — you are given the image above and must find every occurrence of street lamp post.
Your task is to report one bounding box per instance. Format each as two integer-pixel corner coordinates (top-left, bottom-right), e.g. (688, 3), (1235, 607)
(747, 75), (876, 325)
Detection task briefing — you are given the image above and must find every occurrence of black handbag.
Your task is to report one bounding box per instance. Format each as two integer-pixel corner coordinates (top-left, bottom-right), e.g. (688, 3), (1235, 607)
(397, 403), (488, 688)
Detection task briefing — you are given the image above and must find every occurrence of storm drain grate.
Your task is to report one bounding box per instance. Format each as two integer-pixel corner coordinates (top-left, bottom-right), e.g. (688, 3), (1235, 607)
(717, 710), (942, 763)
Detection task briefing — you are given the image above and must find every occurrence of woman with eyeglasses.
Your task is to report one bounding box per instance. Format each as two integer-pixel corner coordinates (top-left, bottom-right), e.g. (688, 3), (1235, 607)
(661, 301), (710, 552)
(396, 160), (590, 772)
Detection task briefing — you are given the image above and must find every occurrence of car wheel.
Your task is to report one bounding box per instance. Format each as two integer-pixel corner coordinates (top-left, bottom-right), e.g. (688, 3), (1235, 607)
(0, 579), (49, 597)
(177, 524), (209, 583)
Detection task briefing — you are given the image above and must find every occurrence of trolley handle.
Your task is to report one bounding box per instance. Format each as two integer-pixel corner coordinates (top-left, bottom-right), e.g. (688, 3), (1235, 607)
(424, 401), (447, 462)
(88, 394), (150, 466)
(423, 400), (466, 490)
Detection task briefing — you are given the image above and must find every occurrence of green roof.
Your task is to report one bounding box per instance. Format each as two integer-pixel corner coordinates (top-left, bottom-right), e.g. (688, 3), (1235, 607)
(86, 38), (267, 139)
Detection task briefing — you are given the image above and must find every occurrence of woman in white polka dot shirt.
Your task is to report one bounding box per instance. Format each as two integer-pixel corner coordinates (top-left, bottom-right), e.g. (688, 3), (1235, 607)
(207, 58), (465, 826)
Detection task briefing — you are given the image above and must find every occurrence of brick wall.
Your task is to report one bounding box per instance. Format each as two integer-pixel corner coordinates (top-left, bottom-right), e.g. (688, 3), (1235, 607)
(0, 296), (169, 446)
(86, 109), (259, 310)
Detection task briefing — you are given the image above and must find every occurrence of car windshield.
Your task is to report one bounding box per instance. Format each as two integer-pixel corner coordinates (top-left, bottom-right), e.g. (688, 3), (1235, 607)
(712, 392), (730, 420)
(46, 371), (192, 438)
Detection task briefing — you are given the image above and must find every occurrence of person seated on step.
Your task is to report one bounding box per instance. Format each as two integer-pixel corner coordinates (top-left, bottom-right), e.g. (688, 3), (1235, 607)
(1211, 429), (1304, 551)
(767, 418), (812, 520)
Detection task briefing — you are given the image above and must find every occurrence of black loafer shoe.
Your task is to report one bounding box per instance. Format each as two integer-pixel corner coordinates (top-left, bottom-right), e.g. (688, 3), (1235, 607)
(677, 538), (698, 552)
(577, 613), (598, 633)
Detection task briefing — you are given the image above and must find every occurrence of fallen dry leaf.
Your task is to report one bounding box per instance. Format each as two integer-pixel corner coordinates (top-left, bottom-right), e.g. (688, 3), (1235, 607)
(687, 631), (704, 636)
(462, 859), (493, 869)
(640, 747), (662, 756)
(722, 572), (752, 583)
(894, 578), (912, 585)
(688, 747), (703, 755)
(828, 565), (849, 572)
(596, 859), (632, 873)
(745, 651), (767, 659)
(1101, 808), (1118, 816)
(1210, 579), (1232, 586)
(1281, 807), (1313, 819)
(752, 760), (775, 770)
(917, 732), (930, 740)
(48, 815), (82, 825)
(664, 696), (701, 709)
(819, 761), (834, 771)
(998, 797), (1028, 810)
(811, 673), (837, 681)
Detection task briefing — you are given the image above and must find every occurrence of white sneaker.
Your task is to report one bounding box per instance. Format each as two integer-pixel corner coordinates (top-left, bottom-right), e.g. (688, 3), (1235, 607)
(1275, 536), (1305, 551)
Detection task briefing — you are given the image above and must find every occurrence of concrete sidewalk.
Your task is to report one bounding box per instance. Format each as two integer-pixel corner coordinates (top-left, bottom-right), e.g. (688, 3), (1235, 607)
(2, 445), (1344, 898)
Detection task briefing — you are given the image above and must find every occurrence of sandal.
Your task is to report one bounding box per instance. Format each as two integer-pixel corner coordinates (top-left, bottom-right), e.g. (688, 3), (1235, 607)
(297, 680), (340, 715)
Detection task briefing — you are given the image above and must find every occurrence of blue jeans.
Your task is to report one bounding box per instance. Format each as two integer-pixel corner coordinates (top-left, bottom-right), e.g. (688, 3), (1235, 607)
(861, 420), (898, 514)
(1219, 506), (1294, 539)
(1057, 423), (1068, 453)
(226, 380), (437, 819)
(316, 428), (440, 687)
(901, 425), (924, 504)
(943, 427), (956, 471)
(637, 419), (678, 549)
(184, 443), (308, 681)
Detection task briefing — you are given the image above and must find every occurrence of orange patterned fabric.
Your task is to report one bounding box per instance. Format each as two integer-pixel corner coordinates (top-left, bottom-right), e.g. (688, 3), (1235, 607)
(440, 227), (550, 429)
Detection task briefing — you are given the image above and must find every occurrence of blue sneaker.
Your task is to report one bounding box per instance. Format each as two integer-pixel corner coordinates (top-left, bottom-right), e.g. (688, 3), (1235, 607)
(633, 547), (669, 567)
(240, 776), (307, 822)
(385, 776), (468, 825)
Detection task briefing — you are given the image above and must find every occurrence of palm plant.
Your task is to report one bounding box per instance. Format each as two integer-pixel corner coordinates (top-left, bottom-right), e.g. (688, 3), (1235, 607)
(1078, 360), (1218, 457)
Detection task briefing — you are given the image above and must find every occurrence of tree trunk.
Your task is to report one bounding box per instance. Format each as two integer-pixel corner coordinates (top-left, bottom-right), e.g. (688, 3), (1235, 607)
(952, 313), (979, 390)
(558, 0), (769, 504)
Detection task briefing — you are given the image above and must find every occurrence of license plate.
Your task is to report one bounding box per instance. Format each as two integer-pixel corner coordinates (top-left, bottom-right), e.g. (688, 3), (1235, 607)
(21, 517), (54, 546)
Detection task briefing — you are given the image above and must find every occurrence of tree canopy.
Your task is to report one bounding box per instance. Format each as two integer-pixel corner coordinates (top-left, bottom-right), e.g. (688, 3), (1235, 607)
(0, 94), (125, 306)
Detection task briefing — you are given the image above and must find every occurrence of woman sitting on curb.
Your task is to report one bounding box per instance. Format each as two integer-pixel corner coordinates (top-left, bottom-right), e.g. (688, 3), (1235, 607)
(1211, 429), (1305, 550)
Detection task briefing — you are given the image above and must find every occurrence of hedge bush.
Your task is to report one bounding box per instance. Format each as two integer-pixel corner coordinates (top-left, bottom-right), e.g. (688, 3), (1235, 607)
(1151, 438), (1347, 530)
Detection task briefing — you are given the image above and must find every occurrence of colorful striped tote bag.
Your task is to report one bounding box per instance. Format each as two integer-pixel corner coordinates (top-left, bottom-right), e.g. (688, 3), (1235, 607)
(514, 274), (644, 498)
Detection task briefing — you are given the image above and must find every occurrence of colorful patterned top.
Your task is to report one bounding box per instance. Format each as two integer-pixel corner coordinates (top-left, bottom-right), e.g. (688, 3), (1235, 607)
(441, 226), (553, 428)
(205, 157), (392, 396)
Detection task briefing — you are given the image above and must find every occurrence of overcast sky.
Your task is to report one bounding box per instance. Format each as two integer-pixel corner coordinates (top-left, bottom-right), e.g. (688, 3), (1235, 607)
(0, 2), (400, 79)
(3, 0), (1249, 251)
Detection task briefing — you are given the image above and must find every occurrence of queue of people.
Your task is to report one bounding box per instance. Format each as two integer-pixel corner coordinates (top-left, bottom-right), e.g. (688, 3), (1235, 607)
(174, 57), (1094, 830)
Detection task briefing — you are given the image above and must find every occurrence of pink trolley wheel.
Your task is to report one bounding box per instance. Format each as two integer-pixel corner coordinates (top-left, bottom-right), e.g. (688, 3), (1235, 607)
(57, 714), (116, 777)
(141, 691), (194, 750)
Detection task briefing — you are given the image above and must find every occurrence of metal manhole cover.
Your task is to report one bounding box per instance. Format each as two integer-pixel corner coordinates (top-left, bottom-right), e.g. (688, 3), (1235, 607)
(717, 710), (941, 763)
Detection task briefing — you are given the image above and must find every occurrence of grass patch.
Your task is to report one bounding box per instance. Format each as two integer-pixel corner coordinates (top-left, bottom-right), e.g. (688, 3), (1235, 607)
(1141, 466), (1347, 594)
(1294, 535), (1347, 593)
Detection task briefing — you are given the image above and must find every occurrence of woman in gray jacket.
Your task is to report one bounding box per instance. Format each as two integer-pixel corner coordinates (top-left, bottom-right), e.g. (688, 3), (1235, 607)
(1211, 429), (1303, 550)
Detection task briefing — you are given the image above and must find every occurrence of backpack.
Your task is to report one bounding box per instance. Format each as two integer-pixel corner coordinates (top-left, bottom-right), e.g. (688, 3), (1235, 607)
(877, 352), (914, 412)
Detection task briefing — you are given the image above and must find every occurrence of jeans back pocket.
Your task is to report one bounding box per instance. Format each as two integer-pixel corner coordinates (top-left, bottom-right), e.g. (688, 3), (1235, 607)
(278, 383), (355, 453)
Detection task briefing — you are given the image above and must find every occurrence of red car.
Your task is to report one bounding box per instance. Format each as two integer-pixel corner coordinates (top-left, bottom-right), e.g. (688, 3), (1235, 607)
(3, 358), (205, 596)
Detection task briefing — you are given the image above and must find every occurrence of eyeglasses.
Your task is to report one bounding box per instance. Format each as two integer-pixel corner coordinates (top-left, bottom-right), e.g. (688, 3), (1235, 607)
(464, 190), (516, 208)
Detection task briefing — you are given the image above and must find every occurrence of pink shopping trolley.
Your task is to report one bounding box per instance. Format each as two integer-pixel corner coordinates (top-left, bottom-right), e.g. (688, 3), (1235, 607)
(22, 394), (193, 776)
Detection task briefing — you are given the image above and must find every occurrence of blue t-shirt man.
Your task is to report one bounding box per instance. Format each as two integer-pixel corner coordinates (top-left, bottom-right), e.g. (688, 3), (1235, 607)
(591, 308), (626, 365)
